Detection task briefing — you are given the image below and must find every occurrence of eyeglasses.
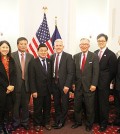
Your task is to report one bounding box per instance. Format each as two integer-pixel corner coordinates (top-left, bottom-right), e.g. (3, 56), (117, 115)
(97, 40), (106, 43)
(80, 43), (89, 46)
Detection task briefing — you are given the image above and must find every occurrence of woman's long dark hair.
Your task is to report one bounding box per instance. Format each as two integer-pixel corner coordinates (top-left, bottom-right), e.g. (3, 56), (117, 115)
(0, 40), (11, 58)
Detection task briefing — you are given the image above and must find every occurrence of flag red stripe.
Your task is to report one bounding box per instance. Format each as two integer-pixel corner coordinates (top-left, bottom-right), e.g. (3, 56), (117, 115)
(29, 44), (37, 57)
(46, 41), (54, 54)
(32, 37), (39, 48)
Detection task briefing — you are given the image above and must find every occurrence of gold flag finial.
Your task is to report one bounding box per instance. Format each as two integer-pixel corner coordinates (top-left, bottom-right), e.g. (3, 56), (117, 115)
(43, 7), (48, 13)
(55, 16), (57, 26)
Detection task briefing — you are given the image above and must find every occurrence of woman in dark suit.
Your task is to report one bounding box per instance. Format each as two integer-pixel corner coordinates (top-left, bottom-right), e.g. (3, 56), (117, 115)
(0, 40), (16, 134)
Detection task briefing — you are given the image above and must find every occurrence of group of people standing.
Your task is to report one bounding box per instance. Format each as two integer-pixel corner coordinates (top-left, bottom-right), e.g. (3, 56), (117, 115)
(0, 33), (119, 134)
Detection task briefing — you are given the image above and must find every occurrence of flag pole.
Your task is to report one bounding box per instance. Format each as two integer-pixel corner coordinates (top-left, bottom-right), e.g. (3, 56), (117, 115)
(55, 16), (57, 26)
(43, 6), (48, 13)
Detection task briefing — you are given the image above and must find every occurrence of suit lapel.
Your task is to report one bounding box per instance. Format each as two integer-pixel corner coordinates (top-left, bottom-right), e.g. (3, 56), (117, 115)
(15, 51), (22, 70)
(0, 60), (8, 80)
(99, 48), (108, 62)
(37, 58), (47, 75)
(83, 51), (92, 71)
(46, 59), (50, 73)
(59, 52), (65, 69)
(25, 53), (29, 73)
(9, 58), (14, 76)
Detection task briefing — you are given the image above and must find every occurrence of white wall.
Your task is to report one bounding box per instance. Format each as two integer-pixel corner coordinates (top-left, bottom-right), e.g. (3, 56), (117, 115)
(0, 0), (19, 51)
(0, 0), (120, 54)
(108, 0), (120, 53)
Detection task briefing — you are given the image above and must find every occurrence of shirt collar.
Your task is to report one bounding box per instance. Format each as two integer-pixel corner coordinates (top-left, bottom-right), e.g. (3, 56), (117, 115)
(99, 47), (107, 53)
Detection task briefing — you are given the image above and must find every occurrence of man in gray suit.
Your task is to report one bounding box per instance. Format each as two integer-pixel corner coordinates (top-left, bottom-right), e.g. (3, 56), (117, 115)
(71, 38), (99, 132)
(12, 37), (34, 130)
(50, 39), (74, 129)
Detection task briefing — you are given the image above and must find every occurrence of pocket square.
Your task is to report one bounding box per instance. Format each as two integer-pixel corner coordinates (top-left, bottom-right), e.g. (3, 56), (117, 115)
(104, 55), (106, 56)
(89, 62), (92, 64)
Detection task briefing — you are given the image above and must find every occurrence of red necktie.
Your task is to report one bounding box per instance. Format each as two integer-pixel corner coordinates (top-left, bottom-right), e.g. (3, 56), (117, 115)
(55, 54), (59, 82)
(21, 53), (25, 80)
(81, 53), (86, 71)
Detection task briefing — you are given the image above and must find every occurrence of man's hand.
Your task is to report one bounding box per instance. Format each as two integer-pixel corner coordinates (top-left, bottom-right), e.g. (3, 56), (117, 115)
(32, 92), (38, 98)
(63, 86), (69, 94)
(7, 85), (14, 92)
(90, 85), (96, 92)
(6, 90), (11, 94)
(72, 84), (75, 91)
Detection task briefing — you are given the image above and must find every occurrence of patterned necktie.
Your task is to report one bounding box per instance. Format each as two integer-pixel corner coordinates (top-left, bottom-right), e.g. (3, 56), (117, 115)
(42, 59), (46, 72)
(21, 53), (25, 80)
(81, 53), (86, 71)
(55, 54), (59, 82)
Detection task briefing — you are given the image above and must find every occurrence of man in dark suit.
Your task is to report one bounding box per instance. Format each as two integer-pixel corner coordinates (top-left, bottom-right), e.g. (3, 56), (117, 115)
(50, 39), (74, 129)
(29, 44), (52, 132)
(12, 37), (34, 130)
(114, 56), (120, 133)
(71, 38), (99, 132)
(94, 33), (117, 132)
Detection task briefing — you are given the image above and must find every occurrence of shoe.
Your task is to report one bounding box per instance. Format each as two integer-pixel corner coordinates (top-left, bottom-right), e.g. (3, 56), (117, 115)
(71, 122), (82, 129)
(54, 123), (64, 129)
(117, 129), (120, 133)
(85, 126), (92, 132)
(99, 125), (107, 132)
(34, 126), (41, 132)
(12, 125), (20, 131)
(52, 122), (59, 128)
(21, 124), (30, 130)
(0, 129), (4, 134)
(45, 124), (52, 130)
(113, 120), (120, 126)
(3, 126), (9, 134)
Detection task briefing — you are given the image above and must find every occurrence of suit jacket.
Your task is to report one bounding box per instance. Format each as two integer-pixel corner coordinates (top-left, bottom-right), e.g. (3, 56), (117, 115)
(0, 56), (16, 93)
(11, 51), (34, 93)
(73, 51), (99, 92)
(95, 48), (117, 89)
(115, 56), (120, 91)
(28, 57), (52, 96)
(51, 51), (74, 90)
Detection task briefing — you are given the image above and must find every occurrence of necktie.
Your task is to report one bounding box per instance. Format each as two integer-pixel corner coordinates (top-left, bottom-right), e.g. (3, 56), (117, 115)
(98, 50), (102, 60)
(55, 54), (59, 83)
(81, 53), (86, 71)
(42, 59), (46, 72)
(21, 53), (25, 80)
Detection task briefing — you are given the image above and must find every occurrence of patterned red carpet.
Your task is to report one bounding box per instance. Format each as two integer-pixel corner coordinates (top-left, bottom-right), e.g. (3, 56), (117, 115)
(11, 95), (120, 134)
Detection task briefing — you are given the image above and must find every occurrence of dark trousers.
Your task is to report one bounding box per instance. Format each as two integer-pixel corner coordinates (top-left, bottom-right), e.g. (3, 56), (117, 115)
(0, 91), (14, 129)
(96, 88), (110, 126)
(52, 83), (69, 124)
(13, 80), (30, 126)
(33, 94), (51, 126)
(114, 90), (120, 121)
(74, 89), (95, 127)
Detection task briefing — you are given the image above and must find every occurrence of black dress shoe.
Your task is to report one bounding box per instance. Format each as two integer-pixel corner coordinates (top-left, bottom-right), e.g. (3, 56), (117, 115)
(117, 129), (120, 133)
(3, 126), (9, 134)
(34, 126), (41, 132)
(0, 129), (4, 134)
(52, 122), (59, 128)
(71, 123), (82, 129)
(21, 124), (30, 130)
(54, 123), (64, 129)
(45, 124), (52, 130)
(99, 126), (107, 132)
(12, 125), (20, 131)
(85, 126), (92, 132)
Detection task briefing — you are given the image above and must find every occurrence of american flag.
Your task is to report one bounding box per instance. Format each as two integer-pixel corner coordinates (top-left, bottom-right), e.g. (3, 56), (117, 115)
(27, 13), (54, 57)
